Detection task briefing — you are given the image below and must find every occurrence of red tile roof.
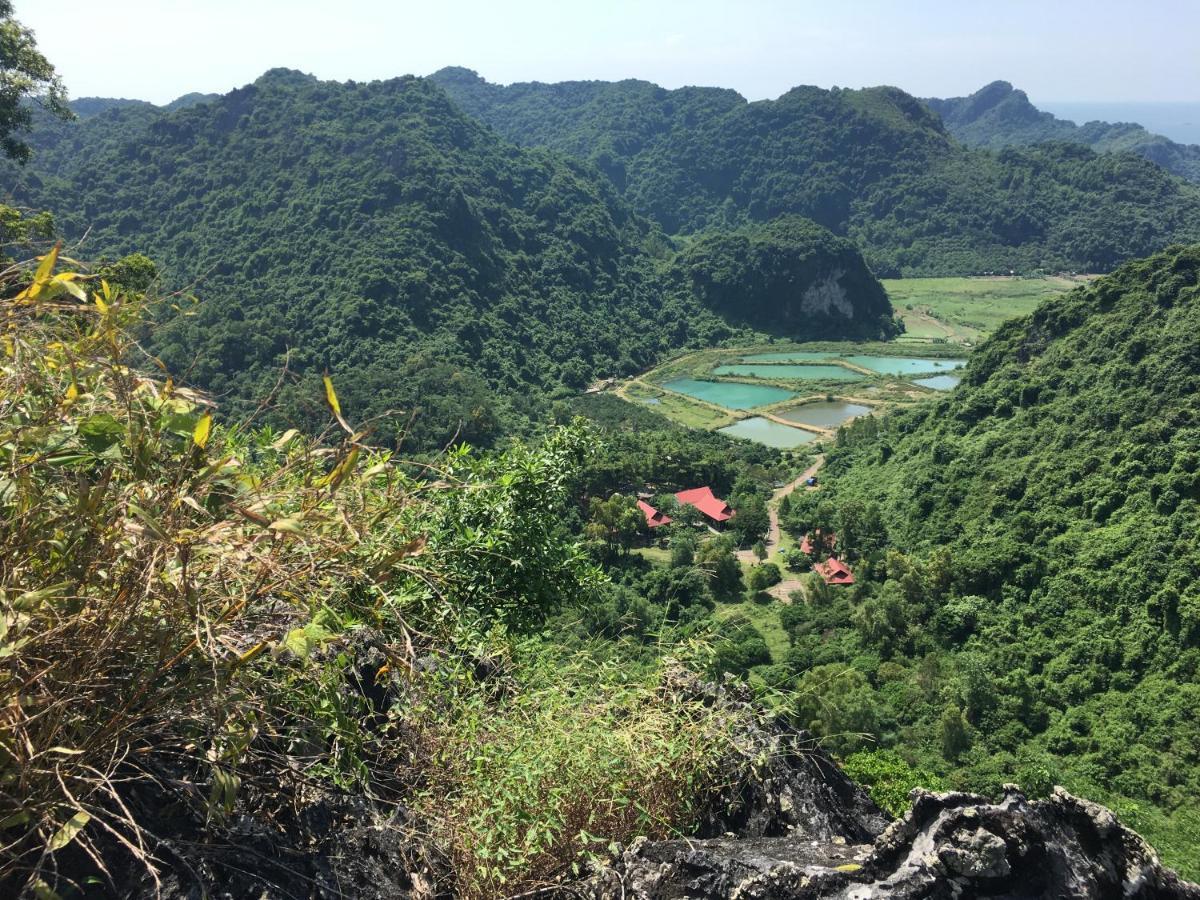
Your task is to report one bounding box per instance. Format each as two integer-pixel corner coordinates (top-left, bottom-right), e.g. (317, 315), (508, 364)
(674, 486), (733, 523)
(637, 499), (673, 529)
(814, 557), (855, 585)
(800, 530), (837, 556)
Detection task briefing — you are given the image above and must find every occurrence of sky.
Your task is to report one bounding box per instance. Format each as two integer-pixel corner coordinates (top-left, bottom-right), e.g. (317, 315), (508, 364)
(15, 0), (1200, 107)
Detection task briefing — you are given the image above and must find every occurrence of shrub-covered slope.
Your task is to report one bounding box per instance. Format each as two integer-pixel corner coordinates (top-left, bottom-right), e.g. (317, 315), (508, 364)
(925, 81), (1200, 183)
(813, 244), (1200, 865)
(4, 72), (897, 447)
(431, 68), (1200, 275)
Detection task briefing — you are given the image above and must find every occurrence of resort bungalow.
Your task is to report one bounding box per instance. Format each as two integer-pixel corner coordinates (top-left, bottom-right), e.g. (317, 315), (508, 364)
(637, 499), (673, 530)
(814, 557), (855, 586)
(674, 487), (734, 527)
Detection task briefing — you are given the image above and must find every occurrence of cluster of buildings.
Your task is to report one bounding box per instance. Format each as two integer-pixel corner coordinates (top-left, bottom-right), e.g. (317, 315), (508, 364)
(637, 486), (734, 530)
(637, 489), (855, 587)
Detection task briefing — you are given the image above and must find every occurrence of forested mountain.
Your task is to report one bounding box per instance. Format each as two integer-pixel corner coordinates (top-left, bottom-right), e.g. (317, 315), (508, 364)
(798, 244), (1200, 858)
(3, 70), (896, 446)
(925, 81), (1200, 183)
(430, 68), (1200, 276)
(671, 216), (899, 338)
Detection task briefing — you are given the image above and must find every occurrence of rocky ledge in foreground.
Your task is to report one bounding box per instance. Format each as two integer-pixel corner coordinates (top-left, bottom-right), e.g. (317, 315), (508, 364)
(580, 784), (1200, 899)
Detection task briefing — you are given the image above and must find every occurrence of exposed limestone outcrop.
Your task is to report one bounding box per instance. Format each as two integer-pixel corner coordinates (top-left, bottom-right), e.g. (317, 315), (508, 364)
(39, 662), (1199, 898)
(798, 268), (854, 319)
(665, 668), (886, 844)
(579, 785), (1200, 899)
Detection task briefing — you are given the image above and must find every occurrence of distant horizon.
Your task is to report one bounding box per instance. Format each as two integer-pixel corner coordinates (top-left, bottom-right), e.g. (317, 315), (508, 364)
(64, 64), (1200, 110)
(15, 1), (1199, 109)
(63, 65), (1200, 147)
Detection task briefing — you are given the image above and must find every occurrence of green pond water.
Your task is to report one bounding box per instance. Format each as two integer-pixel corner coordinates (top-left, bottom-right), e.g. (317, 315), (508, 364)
(662, 378), (795, 409)
(711, 364), (864, 381)
(842, 355), (966, 375)
(913, 375), (961, 391)
(718, 417), (818, 448)
(741, 351), (839, 362)
(779, 401), (872, 429)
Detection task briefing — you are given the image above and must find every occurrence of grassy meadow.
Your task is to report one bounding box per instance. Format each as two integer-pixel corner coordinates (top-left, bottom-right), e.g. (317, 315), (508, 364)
(883, 275), (1086, 343)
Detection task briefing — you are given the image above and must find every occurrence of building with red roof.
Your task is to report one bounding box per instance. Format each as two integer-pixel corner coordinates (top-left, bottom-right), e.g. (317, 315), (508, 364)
(674, 487), (733, 525)
(814, 557), (855, 586)
(800, 530), (837, 556)
(637, 499), (673, 529)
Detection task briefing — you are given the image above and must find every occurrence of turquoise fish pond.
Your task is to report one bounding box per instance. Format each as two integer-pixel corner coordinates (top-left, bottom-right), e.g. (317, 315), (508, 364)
(740, 351), (840, 362)
(661, 378), (795, 409)
(912, 375), (962, 391)
(842, 355), (967, 375)
(717, 417), (818, 447)
(711, 364), (864, 381)
(779, 401), (873, 429)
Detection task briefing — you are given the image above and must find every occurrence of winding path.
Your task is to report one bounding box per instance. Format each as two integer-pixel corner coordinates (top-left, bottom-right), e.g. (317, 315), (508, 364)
(737, 453), (825, 565)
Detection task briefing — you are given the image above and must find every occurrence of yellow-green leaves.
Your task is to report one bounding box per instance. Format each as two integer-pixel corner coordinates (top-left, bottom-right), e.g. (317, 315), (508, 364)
(325, 446), (361, 490)
(53, 274), (87, 302)
(29, 878), (63, 900)
(192, 413), (212, 449)
(95, 279), (114, 314)
(13, 243), (90, 305)
(47, 810), (90, 852)
(127, 503), (168, 542)
(270, 428), (299, 451)
(323, 372), (352, 434)
(12, 583), (70, 611)
(14, 243), (60, 303)
(267, 517), (304, 535)
(208, 768), (240, 822)
(323, 373), (341, 418)
(281, 621), (334, 660)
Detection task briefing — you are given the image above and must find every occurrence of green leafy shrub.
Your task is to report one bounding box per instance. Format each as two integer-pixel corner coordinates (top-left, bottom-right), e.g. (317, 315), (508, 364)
(415, 650), (747, 898)
(840, 750), (945, 817)
(747, 562), (782, 591)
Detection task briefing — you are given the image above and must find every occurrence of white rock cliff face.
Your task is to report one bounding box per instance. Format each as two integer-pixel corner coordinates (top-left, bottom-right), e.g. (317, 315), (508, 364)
(799, 268), (854, 318)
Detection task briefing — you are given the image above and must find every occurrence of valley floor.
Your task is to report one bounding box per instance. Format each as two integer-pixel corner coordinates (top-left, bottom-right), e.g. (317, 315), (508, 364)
(607, 275), (1078, 444)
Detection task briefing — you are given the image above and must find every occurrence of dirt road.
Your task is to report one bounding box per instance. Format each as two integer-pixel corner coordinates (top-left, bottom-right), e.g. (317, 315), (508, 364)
(737, 453), (825, 565)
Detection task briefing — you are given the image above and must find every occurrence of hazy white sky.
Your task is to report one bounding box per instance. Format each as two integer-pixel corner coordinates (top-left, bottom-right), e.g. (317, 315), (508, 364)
(15, 0), (1200, 106)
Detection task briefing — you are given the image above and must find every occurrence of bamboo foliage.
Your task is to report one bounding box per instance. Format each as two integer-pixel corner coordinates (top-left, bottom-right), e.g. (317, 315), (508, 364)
(0, 251), (452, 892)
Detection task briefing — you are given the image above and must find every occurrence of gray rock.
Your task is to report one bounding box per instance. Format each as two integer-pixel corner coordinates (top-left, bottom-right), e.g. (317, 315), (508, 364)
(579, 786), (1200, 899)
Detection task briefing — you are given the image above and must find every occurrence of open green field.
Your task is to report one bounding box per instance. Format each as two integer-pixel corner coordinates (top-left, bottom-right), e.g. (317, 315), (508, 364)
(883, 275), (1086, 344)
(713, 596), (790, 663)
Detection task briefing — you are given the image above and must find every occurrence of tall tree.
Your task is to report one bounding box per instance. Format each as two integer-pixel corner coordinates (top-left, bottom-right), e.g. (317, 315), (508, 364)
(0, 0), (72, 161)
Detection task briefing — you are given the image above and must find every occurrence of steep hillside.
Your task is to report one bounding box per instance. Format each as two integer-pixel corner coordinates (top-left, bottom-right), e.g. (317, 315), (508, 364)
(3, 70), (650, 445)
(796, 245), (1200, 868)
(926, 81), (1200, 183)
(431, 68), (1200, 276)
(4, 71), (898, 447)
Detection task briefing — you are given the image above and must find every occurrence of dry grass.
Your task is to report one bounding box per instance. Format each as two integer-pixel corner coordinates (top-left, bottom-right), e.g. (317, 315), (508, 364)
(0, 246), (436, 892)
